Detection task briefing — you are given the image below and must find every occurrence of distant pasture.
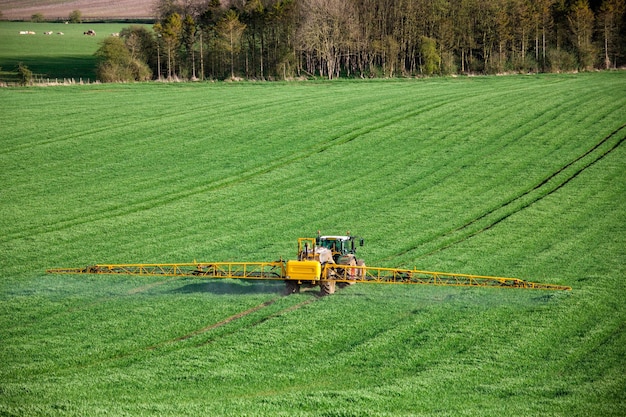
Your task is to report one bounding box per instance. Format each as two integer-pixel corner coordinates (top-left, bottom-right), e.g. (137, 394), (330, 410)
(0, 21), (151, 83)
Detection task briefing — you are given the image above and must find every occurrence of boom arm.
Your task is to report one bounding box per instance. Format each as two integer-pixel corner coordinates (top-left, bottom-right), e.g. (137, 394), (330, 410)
(47, 262), (286, 280)
(325, 264), (571, 290)
(46, 261), (571, 291)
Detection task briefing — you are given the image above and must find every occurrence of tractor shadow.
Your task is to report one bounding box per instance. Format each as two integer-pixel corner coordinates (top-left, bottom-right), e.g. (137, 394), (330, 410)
(172, 279), (285, 295)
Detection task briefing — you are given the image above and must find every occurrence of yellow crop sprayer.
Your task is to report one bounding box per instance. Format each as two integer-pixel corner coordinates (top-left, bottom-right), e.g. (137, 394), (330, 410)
(47, 232), (571, 295)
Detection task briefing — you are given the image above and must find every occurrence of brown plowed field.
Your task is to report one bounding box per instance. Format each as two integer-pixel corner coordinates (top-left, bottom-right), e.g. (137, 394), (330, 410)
(0, 0), (154, 20)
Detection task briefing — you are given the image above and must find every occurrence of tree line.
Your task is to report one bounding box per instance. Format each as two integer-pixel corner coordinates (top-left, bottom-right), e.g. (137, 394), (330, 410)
(96, 0), (625, 82)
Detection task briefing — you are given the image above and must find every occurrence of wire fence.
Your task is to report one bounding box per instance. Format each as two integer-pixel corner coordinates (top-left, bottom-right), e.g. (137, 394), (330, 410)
(0, 77), (98, 87)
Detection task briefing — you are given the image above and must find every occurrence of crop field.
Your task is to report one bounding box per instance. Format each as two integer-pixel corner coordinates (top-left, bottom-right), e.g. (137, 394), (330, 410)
(0, 22), (151, 82)
(0, 0), (153, 20)
(0, 73), (625, 416)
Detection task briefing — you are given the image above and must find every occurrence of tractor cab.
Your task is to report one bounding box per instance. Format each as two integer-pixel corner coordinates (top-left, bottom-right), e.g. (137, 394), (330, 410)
(315, 232), (363, 262)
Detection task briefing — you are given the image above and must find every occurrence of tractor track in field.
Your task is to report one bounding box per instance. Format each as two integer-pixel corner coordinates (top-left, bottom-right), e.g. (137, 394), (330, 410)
(12, 293), (317, 381)
(450, 124), (626, 234)
(0, 93), (312, 156)
(396, 124), (626, 261)
(189, 298), (316, 348)
(1, 90), (468, 245)
(143, 296), (315, 356)
(146, 294), (315, 350)
(9, 276), (185, 331)
(166, 298), (280, 345)
(4, 81), (587, 245)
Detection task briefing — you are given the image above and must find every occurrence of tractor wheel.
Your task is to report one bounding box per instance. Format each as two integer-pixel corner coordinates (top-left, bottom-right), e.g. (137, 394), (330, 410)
(356, 259), (366, 278)
(284, 280), (301, 294)
(338, 257), (357, 288)
(320, 280), (336, 296)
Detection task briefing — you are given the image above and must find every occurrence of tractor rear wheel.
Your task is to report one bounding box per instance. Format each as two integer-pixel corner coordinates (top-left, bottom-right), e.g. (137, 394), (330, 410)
(356, 259), (365, 278)
(337, 257), (357, 288)
(320, 280), (336, 296)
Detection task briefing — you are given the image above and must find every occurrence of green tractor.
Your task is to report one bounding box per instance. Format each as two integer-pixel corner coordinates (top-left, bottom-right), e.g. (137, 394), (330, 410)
(287, 232), (366, 295)
(315, 232), (364, 266)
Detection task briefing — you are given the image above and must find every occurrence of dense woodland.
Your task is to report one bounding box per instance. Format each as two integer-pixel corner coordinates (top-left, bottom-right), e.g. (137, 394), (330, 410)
(96, 0), (626, 81)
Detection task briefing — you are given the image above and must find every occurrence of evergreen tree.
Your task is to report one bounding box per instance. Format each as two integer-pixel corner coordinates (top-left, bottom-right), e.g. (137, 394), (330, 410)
(216, 10), (246, 79)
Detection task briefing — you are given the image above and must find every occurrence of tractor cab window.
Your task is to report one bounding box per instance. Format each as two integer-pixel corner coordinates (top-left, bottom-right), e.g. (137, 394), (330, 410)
(319, 238), (352, 254)
(319, 238), (340, 252)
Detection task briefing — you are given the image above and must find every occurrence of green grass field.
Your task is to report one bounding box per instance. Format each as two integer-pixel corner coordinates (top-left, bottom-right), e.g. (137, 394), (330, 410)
(0, 73), (625, 416)
(0, 22), (151, 82)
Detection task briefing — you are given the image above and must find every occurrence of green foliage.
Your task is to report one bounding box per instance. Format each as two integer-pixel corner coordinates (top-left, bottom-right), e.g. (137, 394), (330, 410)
(95, 36), (133, 82)
(95, 36), (130, 63)
(95, 36), (152, 82)
(419, 36), (440, 75)
(120, 25), (157, 76)
(547, 47), (579, 73)
(68, 9), (82, 24)
(0, 74), (624, 416)
(16, 61), (32, 85)
(31, 13), (44, 23)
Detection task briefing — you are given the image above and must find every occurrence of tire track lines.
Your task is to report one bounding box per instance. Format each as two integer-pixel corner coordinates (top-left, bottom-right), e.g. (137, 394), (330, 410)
(456, 124), (626, 234)
(0, 94), (327, 243)
(146, 294), (314, 351)
(429, 93), (615, 235)
(398, 124), (626, 260)
(7, 276), (185, 331)
(1, 93), (310, 156)
(0, 92), (465, 244)
(382, 81), (624, 260)
(0, 102), (210, 156)
(15, 294), (316, 381)
(157, 298), (281, 346)
(371, 85), (578, 240)
(313, 88), (475, 156)
(191, 298), (316, 347)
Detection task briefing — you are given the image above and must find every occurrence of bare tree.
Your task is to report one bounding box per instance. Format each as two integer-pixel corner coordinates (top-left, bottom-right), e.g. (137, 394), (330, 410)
(298, 0), (358, 79)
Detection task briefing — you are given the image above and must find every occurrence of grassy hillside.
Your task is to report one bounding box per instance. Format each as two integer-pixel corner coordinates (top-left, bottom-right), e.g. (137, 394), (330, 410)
(0, 73), (625, 416)
(0, 22), (151, 82)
